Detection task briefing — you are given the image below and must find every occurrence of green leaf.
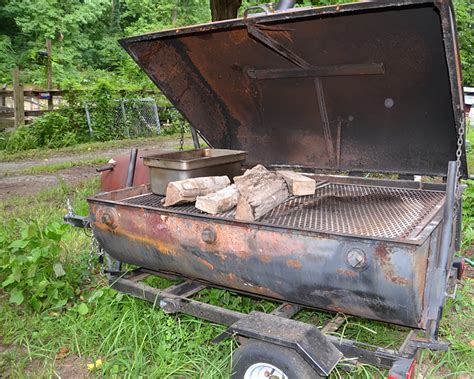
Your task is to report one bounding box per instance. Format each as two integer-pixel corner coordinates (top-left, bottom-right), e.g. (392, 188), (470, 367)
(9, 288), (24, 305)
(77, 303), (89, 315)
(53, 262), (66, 277)
(55, 298), (68, 307)
(27, 264), (38, 278)
(38, 279), (49, 290)
(48, 287), (59, 300)
(9, 239), (28, 250)
(30, 297), (42, 311)
(2, 276), (15, 288)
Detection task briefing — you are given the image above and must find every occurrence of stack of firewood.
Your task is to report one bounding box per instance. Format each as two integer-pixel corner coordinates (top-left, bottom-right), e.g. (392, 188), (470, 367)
(163, 165), (316, 221)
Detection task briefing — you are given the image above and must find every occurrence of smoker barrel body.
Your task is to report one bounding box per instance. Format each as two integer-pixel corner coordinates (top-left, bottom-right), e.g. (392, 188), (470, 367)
(88, 0), (466, 339)
(89, 178), (450, 329)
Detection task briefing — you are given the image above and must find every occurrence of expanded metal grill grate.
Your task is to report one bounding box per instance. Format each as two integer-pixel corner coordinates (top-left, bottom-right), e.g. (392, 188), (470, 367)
(122, 183), (445, 240)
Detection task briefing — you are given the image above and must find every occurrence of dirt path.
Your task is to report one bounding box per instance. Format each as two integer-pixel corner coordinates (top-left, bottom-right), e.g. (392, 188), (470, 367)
(0, 139), (182, 175)
(0, 139), (191, 200)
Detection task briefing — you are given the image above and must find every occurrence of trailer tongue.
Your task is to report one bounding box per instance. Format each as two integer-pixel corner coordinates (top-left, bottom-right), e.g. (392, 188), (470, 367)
(78, 1), (468, 377)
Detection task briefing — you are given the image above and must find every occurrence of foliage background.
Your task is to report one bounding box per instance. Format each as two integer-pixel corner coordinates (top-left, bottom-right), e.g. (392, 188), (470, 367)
(0, 0), (472, 152)
(0, 0), (472, 88)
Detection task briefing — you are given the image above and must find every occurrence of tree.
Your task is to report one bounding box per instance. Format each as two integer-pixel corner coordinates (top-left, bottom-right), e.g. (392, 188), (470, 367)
(210, 0), (242, 21)
(454, 0), (474, 86)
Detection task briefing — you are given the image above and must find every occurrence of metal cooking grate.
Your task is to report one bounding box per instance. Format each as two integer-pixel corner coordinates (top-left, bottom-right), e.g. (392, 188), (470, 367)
(122, 183), (445, 240)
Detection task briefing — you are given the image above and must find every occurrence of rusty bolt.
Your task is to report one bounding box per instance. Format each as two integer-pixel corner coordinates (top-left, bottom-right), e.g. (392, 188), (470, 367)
(346, 248), (368, 270)
(101, 213), (112, 225)
(201, 227), (217, 244)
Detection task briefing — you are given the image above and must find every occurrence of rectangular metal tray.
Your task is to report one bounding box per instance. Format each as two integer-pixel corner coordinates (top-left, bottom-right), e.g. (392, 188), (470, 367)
(142, 148), (247, 195)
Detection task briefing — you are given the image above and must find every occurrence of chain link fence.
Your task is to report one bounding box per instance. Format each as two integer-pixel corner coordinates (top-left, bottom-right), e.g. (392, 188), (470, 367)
(85, 98), (161, 139)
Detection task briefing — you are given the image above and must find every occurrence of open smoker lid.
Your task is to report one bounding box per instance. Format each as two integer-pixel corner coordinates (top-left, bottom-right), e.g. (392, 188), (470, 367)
(120, 0), (467, 178)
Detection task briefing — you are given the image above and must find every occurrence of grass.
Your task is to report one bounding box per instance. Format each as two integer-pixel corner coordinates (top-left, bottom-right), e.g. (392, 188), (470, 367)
(0, 134), (187, 162)
(0, 144), (473, 377)
(466, 123), (473, 175)
(0, 177), (472, 378)
(3, 157), (109, 176)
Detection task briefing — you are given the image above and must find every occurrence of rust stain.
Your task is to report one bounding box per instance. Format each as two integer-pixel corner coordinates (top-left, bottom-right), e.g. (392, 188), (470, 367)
(226, 273), (237, 282)
(336, 268), (358, 278)
(259, 254), (272, 264)
(375, 243), (390, 263)
(287, 259), (302, 269)
(389, 276), (409, 285)
(229, 30), (248, 44)
(375, 243), (409, 286)
(196, 257), (214, 270)
(94, 221), (179, 257)
(247, 285), (281, 299)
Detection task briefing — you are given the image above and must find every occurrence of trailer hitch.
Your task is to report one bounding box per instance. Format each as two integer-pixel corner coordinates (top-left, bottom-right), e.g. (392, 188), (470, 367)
(63, 199), (90, 229)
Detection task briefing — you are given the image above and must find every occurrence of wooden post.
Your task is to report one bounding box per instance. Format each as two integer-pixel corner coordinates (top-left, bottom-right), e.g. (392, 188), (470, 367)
(46, 38), (53, 110)
(12, 67), (24, 128)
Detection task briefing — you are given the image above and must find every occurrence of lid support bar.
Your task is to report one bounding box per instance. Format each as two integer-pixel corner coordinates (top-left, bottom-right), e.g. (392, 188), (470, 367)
(247, 64), (385, 80)
(246, 22), (336, 164)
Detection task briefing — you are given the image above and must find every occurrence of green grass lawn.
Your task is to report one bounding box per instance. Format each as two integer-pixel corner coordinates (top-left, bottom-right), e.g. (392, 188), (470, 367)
(0, 159), (473, 377)
(0, 134), (185, 163)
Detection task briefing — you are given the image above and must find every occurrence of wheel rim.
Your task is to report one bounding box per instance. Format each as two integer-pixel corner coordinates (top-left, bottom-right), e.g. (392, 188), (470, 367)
(244, 362), (288, 379)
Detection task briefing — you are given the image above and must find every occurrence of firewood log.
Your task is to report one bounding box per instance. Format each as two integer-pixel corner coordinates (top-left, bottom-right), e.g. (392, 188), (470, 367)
(164, 176), (230, 206)
(234, 165), (289, 221)
(195, 184), (240, 215)
(277, 170), (316, 196)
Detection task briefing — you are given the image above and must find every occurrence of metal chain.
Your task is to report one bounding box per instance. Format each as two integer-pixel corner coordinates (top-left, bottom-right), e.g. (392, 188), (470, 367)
(452, 113), (465, 218)
(179, 122), (185, 151)
(88, 230), (105, 274)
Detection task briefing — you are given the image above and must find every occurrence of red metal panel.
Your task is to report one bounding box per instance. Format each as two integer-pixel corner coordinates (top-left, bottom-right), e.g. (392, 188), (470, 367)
(100, 149), (172, 192)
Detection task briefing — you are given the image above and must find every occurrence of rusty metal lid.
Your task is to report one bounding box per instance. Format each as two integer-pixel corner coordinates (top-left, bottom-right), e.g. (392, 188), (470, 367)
(120, 0), (467, 178)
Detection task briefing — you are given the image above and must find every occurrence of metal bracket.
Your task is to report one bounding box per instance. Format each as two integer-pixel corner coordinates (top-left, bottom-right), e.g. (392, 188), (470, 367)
(213, 302), (302, 344)
(406, 338), (449, 352)
(270, 302), (302, 318)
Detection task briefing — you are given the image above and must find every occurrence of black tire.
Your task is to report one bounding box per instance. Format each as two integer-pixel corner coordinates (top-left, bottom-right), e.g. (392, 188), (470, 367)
(231, 340), (321, 379)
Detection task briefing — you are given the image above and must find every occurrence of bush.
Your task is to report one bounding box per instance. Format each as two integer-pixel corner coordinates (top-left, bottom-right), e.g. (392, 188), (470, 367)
(4, 111), (87, 153)
(0, 79), (187, 153)
(0, 222), (84, 311)
(3, 125), (38, 152)
(30, 111), (83, 148)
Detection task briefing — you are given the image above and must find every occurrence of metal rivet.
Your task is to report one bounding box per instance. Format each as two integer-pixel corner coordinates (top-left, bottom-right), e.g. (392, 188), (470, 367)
(346, 248), (368, 270)
(384, 98), (394, 108)
(101, 213), (112, 225)
(201, 227), (217, 244)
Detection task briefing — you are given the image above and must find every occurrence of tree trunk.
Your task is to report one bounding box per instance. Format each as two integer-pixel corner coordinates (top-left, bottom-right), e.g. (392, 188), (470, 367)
(210, 0), (242, 21)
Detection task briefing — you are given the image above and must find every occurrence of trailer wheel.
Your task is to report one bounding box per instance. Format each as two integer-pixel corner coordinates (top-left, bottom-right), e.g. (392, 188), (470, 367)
(231, 340), (320, 379)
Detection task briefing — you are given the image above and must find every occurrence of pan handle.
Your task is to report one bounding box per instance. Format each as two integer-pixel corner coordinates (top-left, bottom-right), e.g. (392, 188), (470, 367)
(243, 5), (271, 19)
(96, 164), (115, 173)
